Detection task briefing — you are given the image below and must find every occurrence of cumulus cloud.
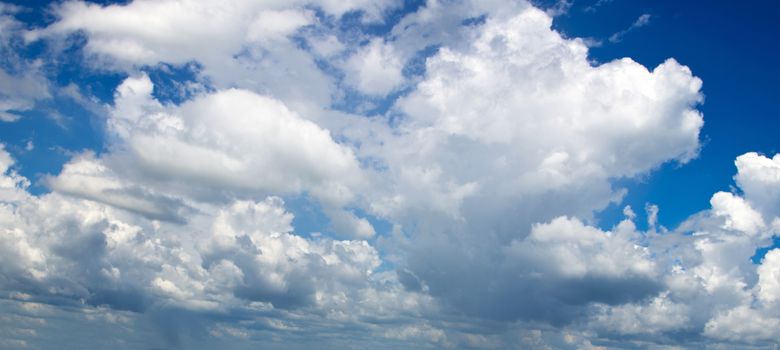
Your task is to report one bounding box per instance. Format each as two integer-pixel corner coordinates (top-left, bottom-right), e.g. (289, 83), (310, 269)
(578, 192), (779, 346)
(33, 0), (393, 66)
(343, 38), (406, 96)
(45, 152), (190, 222)
(735, 152), (780, 219)
(704, 306), (780, 344)
(370, 6), (702, 220)
(509, 217), (655, 280)
(28, 0), (402, 121)
(66, 73), (373, 238)
(589, 292), (691, 335)
(108, 75), (362, 199)
(757, 249), (780, 305)
(338, 3), (703, 325)
(4, 0), (780, 348)
(0, 149), (425, 347)
(710, 191), (767, 237)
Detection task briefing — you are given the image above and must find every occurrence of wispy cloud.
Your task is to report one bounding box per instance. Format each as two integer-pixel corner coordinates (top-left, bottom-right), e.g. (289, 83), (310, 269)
(609, 13), (652, 43)
(584, 0), (614, 13)
(538, 0), (573, 17)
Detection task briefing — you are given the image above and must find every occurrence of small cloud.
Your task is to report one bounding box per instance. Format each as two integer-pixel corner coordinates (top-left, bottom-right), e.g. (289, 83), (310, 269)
(584, 0), (614, 13)
(634, 13), (652, 27)
(580, 37), (604, 48)
(544, 0), (574, 17)
(645, 203), (659, 230)
(609, 13), (652, 43)
(623, 205), (636, 220)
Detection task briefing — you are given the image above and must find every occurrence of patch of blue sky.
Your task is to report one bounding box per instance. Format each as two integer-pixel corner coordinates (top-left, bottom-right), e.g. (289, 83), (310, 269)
(400, 43), (439, 78)
(142, 61), (213, 105)
(1, 25), (120, 195)
(283, 193), (332, 239)
(0, 90), (106, 194)
(753, 237), (780, 264)
(330, 85), (403, 116)
(284, 192), (394, 240)
(49, 34), (128, 104)
(337, 0), (426, 38)
(460, 14), (487, 27)
(284, 192), (400, 274)
(325, 44), (439, 118)
(2, 0), (58, 28)
(352, 206), (394, 237)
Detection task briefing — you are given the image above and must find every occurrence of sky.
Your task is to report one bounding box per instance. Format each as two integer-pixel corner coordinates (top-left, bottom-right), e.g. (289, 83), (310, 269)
(0, 0), (779, 349)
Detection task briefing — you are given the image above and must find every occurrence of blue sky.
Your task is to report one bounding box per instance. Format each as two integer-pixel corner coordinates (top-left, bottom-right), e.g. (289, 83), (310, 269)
(1, 0), (779, 349)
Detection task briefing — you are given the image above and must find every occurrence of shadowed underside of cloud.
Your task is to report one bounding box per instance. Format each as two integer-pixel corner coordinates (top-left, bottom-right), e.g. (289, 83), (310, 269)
(0, 0), (778, 349)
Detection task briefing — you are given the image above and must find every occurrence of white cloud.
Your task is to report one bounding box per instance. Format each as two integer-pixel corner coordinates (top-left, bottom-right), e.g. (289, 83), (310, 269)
(590, 292), (690, 335)
(609, 13), (651, 43)
(0, 145), (30, 202)
(343, 38), (406, 96)
(0, 9), (50, 122)
(246, 9), (314, 43)
(336, 4), (703, 324)
(109, 75), (362, 199)
(30, 0), (402, 121)
(704, 306), (780, 343)
(84, 74), (372, 238)
(646, 203), (660, 230)
(45, 152), (189, 222)
(6, 0), (780, 348)
(0, 152), (413, 332)
(508, 217), (655, 279)
(37, 1), (316, 66)
(710, 191), (766, 237)
(0, 67), (49, 122)
(734, 152), (780, 219)
(379, 6), (702, 214)
(757, 248), (780, 305)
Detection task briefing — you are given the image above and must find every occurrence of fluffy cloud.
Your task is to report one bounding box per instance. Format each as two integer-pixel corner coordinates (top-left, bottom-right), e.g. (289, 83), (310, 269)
(710, 191), (767, 237)
(28, 0), (403, 121)
(757, 249), (780, 305)
(56, 73), (372, 238)
(350, 6), (702, 230)
(704, 306), (780, 344)
(589, 292), (690, 335)
(108, 75), (362, 202)
(45, 152), (190, 222)
(735, 152), (780, 219)
(34, 0), (395, 67)
(4, 0), (780, 348)
(582, 153), (780, 345)
(0, 147), (424, 347)
(509, 217), (655, 280)
(337, 3), (703, 325)
(343, 38), (406, 96)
